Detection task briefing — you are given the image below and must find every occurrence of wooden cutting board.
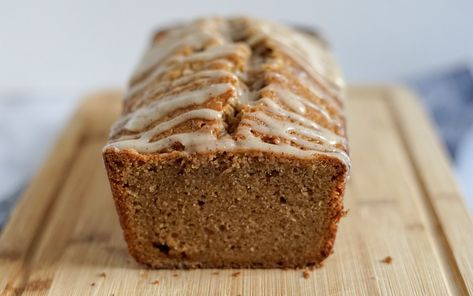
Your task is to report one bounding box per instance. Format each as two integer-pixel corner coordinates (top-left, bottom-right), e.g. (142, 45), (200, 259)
(0, 87), (472, 296)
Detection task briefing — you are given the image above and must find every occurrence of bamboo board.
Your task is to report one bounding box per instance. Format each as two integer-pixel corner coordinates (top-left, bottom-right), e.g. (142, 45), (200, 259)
(0, 86), (472, 295)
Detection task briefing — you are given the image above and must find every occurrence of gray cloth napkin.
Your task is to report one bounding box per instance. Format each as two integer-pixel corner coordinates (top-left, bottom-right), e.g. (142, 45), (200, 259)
(408, 66), (473, 159)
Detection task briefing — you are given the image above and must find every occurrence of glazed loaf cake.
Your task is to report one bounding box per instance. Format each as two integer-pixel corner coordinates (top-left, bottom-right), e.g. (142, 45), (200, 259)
(103, 17), (350, 269)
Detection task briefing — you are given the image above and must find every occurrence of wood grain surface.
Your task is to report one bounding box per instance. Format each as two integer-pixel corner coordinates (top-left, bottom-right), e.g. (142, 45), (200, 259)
(0, 86), (472, 296)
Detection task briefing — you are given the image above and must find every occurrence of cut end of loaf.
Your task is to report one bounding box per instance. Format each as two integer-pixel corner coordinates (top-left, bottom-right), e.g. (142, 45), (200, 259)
(104, 148), (347, 268)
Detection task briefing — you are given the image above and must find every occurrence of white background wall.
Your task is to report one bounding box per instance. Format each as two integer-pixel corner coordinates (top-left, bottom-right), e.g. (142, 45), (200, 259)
(1, 0), (473, 93)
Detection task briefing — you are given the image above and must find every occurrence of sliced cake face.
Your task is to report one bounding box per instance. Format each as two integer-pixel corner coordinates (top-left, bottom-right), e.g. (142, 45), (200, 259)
(104, 150), (347, 268)
(103, 17), (350, 268)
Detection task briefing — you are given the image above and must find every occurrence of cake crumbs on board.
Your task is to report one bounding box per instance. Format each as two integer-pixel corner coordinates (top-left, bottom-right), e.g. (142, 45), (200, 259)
(151, 279), (160, 285)
(231, 271), (241, 277)
(381, 256), (393, 264)
(302, 270), (310, 279)
(139, 270), (149, 279)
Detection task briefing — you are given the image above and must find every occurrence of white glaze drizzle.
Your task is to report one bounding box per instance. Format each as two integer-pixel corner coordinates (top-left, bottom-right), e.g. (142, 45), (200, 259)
(262, 84), (339, 127)
(172, 44), (248, 63)
(247, 21), (343, 91)
(127, 44), (245, 100)
(132, 32), (216, 77)
(243, 112), (334, 149)
(266, 70), (343, 112)
(122, 83), (232, 131)
(127, 43), (247, 99)
(258, 98), (347, 146)
(127, 69), (238, 99)
(172, 69), (238, 86)
(106, 17), (350, 169)
(236, 125), (350, 165)
(131, 19), (227, 78)
(265, 86), (306, 114)
(111, 131), (235, 153)
(109, 109), (223, 149)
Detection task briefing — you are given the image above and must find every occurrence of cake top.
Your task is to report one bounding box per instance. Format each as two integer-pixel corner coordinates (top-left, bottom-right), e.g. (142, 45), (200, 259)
(105, 17), (350, 167)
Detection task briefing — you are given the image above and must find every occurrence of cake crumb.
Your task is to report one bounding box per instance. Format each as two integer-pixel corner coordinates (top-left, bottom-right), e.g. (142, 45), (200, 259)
(151, 279), (160, 285)
(173, 273), (179, 277)
(231, 271), (241, 277)
(139, 270), (149, 279)
(99, 272), (107, 278)
(302, 270), (310, 279)
(211, 271), (219, 275)
(90, 282), (96, 287)
(381, 256), (393, 264)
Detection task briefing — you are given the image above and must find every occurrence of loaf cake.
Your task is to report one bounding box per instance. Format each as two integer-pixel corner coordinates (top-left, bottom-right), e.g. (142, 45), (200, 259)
(103, 17), (350, 269)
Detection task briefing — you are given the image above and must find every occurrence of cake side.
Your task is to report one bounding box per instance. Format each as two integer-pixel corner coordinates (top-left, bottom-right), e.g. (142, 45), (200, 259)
(103, 16), (350, 268)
